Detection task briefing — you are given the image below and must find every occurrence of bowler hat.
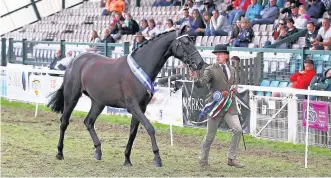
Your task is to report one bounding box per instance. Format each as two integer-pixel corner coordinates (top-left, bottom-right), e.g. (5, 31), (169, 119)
(212, 44), (229, 54)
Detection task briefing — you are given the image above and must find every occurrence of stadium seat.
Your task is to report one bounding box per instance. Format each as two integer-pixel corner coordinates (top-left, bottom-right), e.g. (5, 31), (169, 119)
(256, 80), (271, 96)
(278, 81), (289, 88)
(265, 80), (280, 96)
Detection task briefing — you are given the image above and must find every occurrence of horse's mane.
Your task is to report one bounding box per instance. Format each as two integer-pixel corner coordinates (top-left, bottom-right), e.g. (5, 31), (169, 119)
(131, 30), (176, 54)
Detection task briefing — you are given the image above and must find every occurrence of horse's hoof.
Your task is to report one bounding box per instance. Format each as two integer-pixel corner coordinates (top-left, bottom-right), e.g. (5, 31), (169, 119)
(153, 159), (163, 167)
(56, 154), (64, 160)
(123, 161), (133, 167)
(94, 151), (102, 160)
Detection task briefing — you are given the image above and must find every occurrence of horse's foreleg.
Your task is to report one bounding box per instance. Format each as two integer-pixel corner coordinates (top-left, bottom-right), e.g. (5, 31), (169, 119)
(123, 117), (139, 166)
(127, 101), (162, 167)
(84, 102), (105, 160)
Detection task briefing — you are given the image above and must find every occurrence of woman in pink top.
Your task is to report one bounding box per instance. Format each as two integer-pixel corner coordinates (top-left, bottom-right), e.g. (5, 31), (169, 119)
(294, 5), (310, 29)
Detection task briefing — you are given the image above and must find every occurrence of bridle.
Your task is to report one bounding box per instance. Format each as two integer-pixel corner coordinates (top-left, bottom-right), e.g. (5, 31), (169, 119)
(173, 34), (199, 70)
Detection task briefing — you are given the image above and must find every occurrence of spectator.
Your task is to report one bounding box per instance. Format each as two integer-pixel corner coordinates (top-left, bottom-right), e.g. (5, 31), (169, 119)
(309, 67), (331, 100)
(294, 5), (311, 29)
(245, 0), (263, 22)
(276, 28), (290, 48)
(101, 0), (112, 15)
(110, 0), (126, 15)
(287, 3), (300, 20)
(139, 19), (148, 32)
(142, 18), (161, 38)
(202, 11), (212, 36)
(305, 21), (319, 48)
(280, 0), (302, 15)
(101, 29), (116, 43)
(263, 0), (285, 8)
(100, 0), (106, 8)
(321, 0), (331, 13)
(229, 20), (241, 43)
(210, 9), (232, 36)
(230, 56), (241, 83)
(289, 59), (316, 99)
(306, 0), (325, 21)
(53, 51), (73, 71)
(132, 32), (147, 50)
(191, 0), (204, 14)
(250, 0), (279, 26)
(273, 19), (287, 40)
(312, 18), (331, 50)
(87, 30), (102, 52)
(201, 0), (216, 16)
(179, 0), (194, 15)
(286, 18), (298, 36)
(233, 17), (254, 47)
(188, 9), (206, 36)
(164, 19), (176, 32)
(152, 0), (172, 6)
(49, 49), (62, 70)
(120, 13), (140, 35)
(228, 0), (251, 25)
(176, 8), (194, 26)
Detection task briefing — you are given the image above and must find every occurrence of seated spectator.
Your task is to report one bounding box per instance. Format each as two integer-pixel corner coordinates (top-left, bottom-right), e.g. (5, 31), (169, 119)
(312, 18), (331, 50)
(210, 9), (232, 36)
(201, 0), (216, 16)
(132, 32), (147, 50)
(306, 0), (325, 21)
(142, 18), (161, 38)
(87, 30), (102, 52)
(228, 0), (251, 25)
(152, 0), (172, 6)
(201, 11), (212, 36)
(102, 29), (116, 43)
(309, 67), (331, 100)
(49, 49), (62, 70)
(179, 0), (194, 15)
(139, 19), (148, 32)
(164, 19), (176, 32)
(321, 0), (331, 14)
(294, 5), (311, 29)
(280, 0), (302, 16)
(176, 8), (194, 26)
(245, 0), (263, 22)
(305, 21), (319, 48)
(229, 20), (241, 43)
(289, 59), (316, 99)
(110, 0), (126, 15)
(191, 0), (204, 14)
(233, 18), (254, 47)
(286, 18), (298, 36)
(120, 13), (140, 35)
(287, 3), (300, 20)
(263, 0), (285, 8)
(53, 51), (73, 71)
(101, 0), (112, 16)
(188, 9), (206, 36)
(276, 28), (290, 48)
(273, 19), (287, 40)
(250, 0), (279, 26)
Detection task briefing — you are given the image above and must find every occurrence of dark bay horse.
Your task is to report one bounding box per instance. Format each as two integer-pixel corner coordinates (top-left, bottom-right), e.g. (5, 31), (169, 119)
(47, 27), (204, 167)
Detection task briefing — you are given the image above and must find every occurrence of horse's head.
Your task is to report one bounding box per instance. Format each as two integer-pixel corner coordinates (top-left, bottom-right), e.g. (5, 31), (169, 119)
(171, 26), (204, 71)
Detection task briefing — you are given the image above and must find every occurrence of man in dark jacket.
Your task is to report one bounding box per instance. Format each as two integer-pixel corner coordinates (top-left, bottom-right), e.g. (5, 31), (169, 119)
(49, 49), (63, 70)
(305, 21), (319, 48)
(132, 32), (147, 50)
(102, 29), (116, 43)
(306, 0), (326, 20)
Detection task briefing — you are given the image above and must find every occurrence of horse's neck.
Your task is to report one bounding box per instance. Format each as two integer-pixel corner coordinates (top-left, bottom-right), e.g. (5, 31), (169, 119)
(132, 33), (175, 81)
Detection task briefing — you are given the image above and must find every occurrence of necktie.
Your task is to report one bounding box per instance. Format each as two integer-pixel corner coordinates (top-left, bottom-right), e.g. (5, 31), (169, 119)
(222, 64), (228, 80)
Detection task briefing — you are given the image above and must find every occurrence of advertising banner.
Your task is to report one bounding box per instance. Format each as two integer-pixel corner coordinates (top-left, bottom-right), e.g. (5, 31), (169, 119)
(302, 100), (329, 132)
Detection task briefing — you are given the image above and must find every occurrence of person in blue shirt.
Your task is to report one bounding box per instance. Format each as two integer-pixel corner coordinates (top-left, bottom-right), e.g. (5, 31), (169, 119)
(245, 0), (263, 22)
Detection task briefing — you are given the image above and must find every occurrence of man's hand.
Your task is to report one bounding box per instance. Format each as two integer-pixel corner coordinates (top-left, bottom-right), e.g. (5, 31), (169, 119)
(189, 70), (198, 80)
(299, 70), (306, 74)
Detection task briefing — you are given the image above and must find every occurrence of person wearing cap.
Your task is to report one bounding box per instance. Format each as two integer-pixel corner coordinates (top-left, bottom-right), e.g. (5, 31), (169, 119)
(190, 44), (245, 169)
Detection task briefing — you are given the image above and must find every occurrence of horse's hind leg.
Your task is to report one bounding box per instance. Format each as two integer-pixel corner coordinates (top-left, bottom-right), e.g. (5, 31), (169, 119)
(56, 92), (81, 160)
(84, 101), (105, 160)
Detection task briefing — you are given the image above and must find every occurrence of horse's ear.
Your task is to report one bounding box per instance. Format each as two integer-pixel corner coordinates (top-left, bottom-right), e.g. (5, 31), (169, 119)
(177, 25), (188, 36)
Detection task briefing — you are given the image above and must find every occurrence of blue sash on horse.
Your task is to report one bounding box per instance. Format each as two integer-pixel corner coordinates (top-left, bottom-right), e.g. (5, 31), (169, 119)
(198, 89), (234, 121)
(127, 53), (155, 95)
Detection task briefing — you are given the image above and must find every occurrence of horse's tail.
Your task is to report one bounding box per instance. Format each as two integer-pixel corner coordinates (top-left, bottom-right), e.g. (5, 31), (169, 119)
(47, 83), (65, 113)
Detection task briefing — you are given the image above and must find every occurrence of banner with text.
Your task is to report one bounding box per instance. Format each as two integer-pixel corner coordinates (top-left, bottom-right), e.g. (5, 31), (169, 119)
(302, 100), (329, 132)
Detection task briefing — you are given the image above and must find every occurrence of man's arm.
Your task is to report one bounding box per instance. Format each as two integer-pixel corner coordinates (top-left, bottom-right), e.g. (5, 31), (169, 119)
(194, 67), (212, 88)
